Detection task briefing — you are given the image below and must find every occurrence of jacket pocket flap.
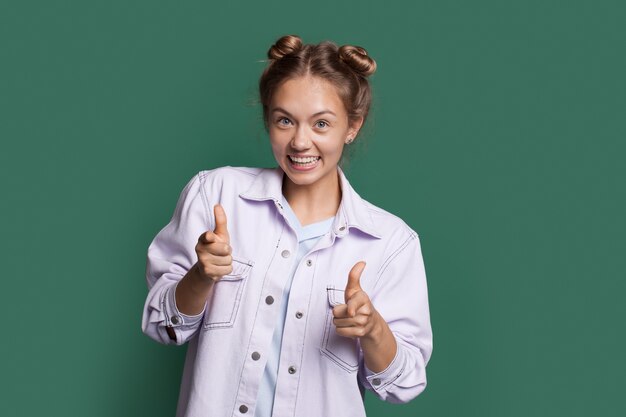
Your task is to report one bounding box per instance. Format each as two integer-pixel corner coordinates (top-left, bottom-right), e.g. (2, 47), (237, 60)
(326, 286), (345, 307)
(219, 256), (253, 281)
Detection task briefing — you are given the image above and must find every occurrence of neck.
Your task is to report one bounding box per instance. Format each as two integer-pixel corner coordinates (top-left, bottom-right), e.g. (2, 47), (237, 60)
(281, 168), (342, 223)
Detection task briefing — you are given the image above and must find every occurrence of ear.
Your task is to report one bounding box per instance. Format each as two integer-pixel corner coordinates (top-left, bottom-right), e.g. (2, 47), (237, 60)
(346, 116), (364, 142)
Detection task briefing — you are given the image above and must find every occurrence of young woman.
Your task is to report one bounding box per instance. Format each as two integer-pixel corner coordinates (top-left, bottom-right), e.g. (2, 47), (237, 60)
(142, 35), (433, 417)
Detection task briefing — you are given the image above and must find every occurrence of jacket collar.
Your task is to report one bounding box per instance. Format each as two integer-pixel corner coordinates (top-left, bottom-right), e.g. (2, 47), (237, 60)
(239, 166), (382, 239)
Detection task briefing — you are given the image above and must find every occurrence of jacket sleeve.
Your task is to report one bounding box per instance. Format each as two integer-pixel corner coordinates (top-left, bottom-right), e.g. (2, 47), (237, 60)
(357, 231), (433, 404)
(141, 172), (211, 346)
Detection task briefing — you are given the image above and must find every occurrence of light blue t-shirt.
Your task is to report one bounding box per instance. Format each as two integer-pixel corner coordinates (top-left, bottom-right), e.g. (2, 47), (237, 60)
(255, 195), (335, 417)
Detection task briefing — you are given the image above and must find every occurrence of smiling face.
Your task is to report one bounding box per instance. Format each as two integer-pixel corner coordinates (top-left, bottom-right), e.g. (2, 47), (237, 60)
(268, 75), (363, 193)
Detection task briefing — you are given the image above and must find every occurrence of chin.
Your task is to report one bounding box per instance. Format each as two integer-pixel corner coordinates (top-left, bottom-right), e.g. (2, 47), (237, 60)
(284, 171), (320, 185)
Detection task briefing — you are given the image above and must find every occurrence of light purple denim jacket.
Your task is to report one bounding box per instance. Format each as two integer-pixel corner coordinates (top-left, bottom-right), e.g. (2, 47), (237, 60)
(142, 165), (433, 417)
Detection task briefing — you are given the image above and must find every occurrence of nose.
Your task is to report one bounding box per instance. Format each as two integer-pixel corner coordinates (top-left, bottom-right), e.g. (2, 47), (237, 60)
(290, 125), (312, 150)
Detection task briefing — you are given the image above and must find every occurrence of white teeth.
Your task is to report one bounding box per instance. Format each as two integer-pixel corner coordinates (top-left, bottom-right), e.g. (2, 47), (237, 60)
(290, 156), (320, 163)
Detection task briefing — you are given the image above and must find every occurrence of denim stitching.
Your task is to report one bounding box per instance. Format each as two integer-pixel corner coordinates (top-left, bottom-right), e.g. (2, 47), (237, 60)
(320, 286), (359, 372)
(203, 261), (252, 330)
(231, 212), (285, 417)
(374, 233), (417, 288)
(293, 249), (319, 417)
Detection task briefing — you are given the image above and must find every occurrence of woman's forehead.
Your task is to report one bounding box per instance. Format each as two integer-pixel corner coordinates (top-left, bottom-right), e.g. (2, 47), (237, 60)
(270, 76), (346, 117)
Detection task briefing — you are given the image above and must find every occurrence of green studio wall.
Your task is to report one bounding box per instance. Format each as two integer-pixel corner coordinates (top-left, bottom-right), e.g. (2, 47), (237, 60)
(1, 1), (625, 416)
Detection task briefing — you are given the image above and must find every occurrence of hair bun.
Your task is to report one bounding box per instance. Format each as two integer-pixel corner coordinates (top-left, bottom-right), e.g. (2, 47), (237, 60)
(268, 35), (303, 60)
(338, 45), (377, 77)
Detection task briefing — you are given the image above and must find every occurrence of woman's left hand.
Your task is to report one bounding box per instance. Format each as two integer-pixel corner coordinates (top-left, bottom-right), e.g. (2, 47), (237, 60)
(332, 261), (382, 342)
(333, 261), (399, 373)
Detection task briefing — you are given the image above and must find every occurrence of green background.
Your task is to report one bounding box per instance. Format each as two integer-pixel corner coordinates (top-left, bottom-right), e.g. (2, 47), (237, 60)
(1, 1), (624, 416)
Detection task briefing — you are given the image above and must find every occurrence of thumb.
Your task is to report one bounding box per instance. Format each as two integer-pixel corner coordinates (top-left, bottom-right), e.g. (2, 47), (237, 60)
(344, 261), (366, 303)
(213, 204), (230, 244)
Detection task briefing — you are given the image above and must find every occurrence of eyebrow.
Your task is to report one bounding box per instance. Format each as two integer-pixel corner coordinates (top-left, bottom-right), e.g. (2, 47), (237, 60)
(271, 107), (337, 118)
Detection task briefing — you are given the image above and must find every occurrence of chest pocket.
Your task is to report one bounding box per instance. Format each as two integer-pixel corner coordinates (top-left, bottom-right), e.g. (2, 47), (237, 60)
(320, 285), (360, 372)
(203, 256), (253, 330)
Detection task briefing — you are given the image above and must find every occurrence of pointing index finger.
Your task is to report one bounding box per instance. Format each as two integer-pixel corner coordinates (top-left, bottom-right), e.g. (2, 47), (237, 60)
(199, 231), (218, 245)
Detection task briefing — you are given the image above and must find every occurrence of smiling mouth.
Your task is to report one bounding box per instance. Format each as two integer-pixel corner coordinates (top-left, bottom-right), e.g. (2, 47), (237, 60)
(288, 155), (321, 166)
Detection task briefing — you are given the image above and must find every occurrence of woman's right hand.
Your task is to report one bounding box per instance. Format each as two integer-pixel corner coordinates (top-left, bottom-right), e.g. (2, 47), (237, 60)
(194, 204), (233, 282)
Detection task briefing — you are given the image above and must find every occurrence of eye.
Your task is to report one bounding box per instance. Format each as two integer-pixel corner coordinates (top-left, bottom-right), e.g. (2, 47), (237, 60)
(276, 117), (292, 127)
(314, 120), (329, 129)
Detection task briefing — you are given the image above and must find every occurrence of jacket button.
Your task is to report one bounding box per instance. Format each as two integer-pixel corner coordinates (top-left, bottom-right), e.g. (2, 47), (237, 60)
(281, 249), (291, 258)
(265, 295), (274, 305)
(251, 351), (261, 361)
(306, 259), (312, 266)
(288, 366), (297, 374)
(372, 378), (382, 386)
(339, 226), (346, 231)
(171, 316), (180, 325)
(295, 311), (303, 319)
(239, 404), (248, 413)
